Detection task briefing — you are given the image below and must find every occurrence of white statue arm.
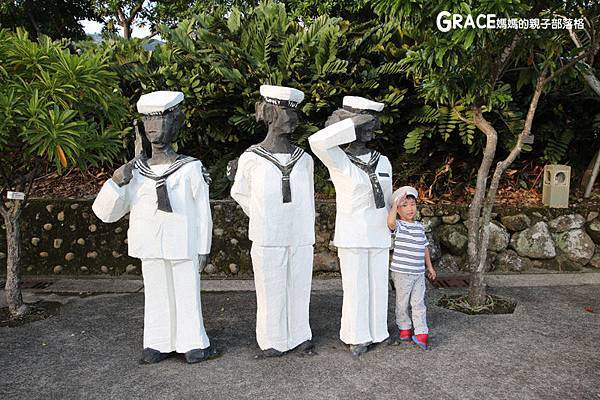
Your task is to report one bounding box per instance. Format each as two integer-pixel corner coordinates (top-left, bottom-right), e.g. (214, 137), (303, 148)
(308, 118), (356, 174)
(308, 155), (315, 206)
(382, 157), (393, 210)
(303, 154), (316, 219)
(92, 179), (131, 223)
(192, 162), (213, 257)
(230, 154), (252, 216)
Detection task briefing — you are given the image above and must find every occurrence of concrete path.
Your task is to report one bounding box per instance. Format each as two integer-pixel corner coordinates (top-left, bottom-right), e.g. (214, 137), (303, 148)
(2, 272), (600, 301)
(1, 284), (599, 400)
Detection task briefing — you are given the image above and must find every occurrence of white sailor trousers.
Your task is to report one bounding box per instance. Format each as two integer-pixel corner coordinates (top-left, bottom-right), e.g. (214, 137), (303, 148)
(338, 248), (389, 345)
(250, 244), (313, 352)
(141, 258), (210, 353)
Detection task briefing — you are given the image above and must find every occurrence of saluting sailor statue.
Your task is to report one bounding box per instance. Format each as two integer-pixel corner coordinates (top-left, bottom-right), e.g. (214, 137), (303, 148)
(92, 91), (217, 364)
(308, 96), (392, 358)
(230, 85), (315, 357)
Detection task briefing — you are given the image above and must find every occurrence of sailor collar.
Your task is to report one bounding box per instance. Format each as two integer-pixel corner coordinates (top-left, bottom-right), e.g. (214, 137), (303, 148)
(344, 150), (386, 209)
(134, 155), (202, 212)
(246, 145), (305, 203)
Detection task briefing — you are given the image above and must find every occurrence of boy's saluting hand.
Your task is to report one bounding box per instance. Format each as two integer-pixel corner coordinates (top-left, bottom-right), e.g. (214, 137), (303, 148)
(387, 193), (407, 230)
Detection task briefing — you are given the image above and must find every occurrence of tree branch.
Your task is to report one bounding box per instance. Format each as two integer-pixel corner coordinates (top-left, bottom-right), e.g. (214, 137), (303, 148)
(543, 42), (600, 85)
(0, 165), (15, 214)
(127, 0), (146, 24)
(556, 13), (599, 64)
(142, 31), (160, 40)
(490, 3), (546, 88)
(21, 162), (41, 205)
(490, 32), (523, 88)
(466, 106), (498, 269)
(115, 5), (126, 25)
(473, 71), (547, 278)
(523, 73), (547, 137)
(26, 11), (41, 37)
(453, 107), (473, 125)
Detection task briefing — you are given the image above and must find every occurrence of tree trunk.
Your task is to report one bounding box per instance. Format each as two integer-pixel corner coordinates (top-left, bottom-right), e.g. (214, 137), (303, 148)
(582, 71), (600, 97)
(578, 62), (600, 198)
(1, 202), (28, 317)
(468, 75), (547, 306)
(580, 150), (598, 191)
(123, 23), (132, 39)
(26, 11), (42, 38)
(466, 107), (498, 305)
(115, 1), (145, 40)
(583, 148), (600, 198)
(561, 18), (599, 198)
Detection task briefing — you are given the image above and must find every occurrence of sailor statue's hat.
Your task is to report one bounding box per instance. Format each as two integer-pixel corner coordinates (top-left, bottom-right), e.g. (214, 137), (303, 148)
(260, 85), (305, 109)
(137, 91), (184, 115)
(343, 96), (384, 112)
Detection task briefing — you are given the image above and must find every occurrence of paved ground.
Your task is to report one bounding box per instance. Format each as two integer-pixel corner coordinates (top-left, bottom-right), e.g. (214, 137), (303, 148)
(4, 271), (600, 300)
(1, 282), (599, 400)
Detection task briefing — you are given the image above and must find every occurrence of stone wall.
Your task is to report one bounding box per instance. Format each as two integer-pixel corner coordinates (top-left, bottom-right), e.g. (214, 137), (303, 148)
(0, 199), (598, 277)
(418, 205), (600, 273)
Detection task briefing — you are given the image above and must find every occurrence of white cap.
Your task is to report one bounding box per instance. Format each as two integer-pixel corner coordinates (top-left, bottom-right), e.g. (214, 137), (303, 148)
(260, 85), (304, 108)
(136, 91), (184, 115)
(392, 186), (419, 203)
(343, 96), (384, 112)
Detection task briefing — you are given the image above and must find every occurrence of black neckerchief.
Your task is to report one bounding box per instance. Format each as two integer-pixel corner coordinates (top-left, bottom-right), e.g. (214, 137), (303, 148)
(247, 145), (304, 203)
(134, 155), (196, 212)
(345, 150), (385, 209)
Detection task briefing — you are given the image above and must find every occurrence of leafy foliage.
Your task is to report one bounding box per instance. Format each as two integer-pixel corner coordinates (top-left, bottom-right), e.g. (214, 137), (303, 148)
(374, 1), (596, 110)
(372, 0), (599, 164)
(404, 105), (476, 154)
(0, 0), (98, 40)
(90, 1), (411, 196)
(127, 0), (376, 34)
(0, 28), (129, 188)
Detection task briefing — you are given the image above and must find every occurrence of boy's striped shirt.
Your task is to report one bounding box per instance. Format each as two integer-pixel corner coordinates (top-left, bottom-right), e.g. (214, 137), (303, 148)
(390, 220), (429, 274)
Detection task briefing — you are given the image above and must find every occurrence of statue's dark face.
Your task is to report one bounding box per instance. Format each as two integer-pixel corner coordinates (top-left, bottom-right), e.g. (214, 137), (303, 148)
(143, 107), (185, 144)
(355, 113), (379, 143)
(270, 105), (298, 134)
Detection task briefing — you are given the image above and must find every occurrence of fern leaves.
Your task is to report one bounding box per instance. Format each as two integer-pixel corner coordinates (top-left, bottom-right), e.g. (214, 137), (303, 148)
(404, 105), (475, 153)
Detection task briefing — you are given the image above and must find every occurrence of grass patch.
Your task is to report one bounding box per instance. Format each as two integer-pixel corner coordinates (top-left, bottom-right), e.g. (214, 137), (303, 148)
(438, 294), (516, 315)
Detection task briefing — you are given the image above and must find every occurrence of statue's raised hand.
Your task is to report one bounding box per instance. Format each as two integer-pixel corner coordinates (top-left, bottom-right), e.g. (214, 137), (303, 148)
(112, 159), (137, 187)
(198, 254), (209, 272)
(226, 158), (239, 182)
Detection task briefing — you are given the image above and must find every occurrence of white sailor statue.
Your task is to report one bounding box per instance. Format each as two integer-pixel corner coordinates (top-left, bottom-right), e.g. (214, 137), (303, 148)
(308, 96), (392, 358)
(230, 85), (315, 357)
(92, 91), (217, 364)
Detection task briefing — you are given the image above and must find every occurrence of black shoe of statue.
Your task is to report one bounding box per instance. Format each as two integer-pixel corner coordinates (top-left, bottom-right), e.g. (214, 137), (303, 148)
(294, 340), (316, 355)
(185, 346), (219, 364)
(385, 336), (400, 346)
(255, 348), (284, 359)
(140, 348), (171, 364)
(349, 343), (369, 358)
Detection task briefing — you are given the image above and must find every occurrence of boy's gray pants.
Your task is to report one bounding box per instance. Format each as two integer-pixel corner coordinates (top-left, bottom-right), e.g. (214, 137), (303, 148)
(391, 271), (428, 335)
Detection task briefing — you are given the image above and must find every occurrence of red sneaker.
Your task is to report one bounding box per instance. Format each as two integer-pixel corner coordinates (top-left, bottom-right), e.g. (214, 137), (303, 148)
(399, 329), (412, 341)
(412, 333), (429, 350)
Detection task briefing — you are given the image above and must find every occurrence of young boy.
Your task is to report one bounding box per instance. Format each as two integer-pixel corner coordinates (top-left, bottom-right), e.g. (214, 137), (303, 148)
(387, 186), (437, 350)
